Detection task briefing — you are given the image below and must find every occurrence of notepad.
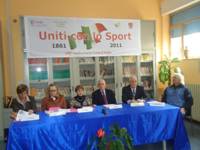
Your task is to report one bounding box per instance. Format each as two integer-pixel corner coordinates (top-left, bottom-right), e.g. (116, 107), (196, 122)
(66, 108), (77, 113)
(130, 102), (145, 107)
(45, 109), (68, 116)
(147, 101), (165, 106)
(16, 110), (39, 121)
(77, 106), (94, 113)
(104, 104), (123, 109)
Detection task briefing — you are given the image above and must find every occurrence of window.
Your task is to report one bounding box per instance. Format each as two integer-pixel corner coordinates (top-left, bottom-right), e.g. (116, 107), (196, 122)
(170, 29), (182, 58)
(170, 4), (200, 59)
(183, 20), (200, 58)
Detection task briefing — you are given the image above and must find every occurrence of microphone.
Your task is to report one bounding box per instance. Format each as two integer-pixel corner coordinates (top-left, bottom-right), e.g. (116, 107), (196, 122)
(102, 107), (107, 115)
(51, 96), (57, 101)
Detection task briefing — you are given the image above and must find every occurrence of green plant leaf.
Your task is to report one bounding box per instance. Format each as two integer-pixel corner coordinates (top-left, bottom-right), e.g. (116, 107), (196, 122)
(120, 128), (127, 137)
(171, 58), (179, 63)
(109, 140), (125, 150)
(110, 124), (121, 137)
(159, 73), (166, 84)
(158, 55), (180, 85)
(159, 66), (166, 72)
(165, 74), (169, 81)
(124, 134), (134, 150)
(92, 124), (134, 150)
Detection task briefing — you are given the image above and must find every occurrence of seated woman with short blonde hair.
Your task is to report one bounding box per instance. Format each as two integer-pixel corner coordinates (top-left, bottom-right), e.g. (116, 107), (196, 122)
(41, 84), (68, 111)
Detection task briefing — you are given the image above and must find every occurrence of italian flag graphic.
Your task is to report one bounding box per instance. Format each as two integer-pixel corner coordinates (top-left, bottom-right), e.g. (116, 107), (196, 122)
(68, 23), (107, 50)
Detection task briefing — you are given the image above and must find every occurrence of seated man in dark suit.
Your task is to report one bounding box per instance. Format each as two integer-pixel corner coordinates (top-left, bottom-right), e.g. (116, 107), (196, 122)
(92, 79), (116, 105)
(122, 76), (146, 104)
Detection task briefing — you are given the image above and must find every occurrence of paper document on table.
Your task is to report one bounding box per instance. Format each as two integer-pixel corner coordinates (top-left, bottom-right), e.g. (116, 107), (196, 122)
(45, 109), (68, 116)
(130, 102), (145, 107)
(104, 104), (123, 109)
(77, 106), (94, 113)
(147, 101), (165, 106)
(66, 108), (77, 113)
(16, 110), (39, 121)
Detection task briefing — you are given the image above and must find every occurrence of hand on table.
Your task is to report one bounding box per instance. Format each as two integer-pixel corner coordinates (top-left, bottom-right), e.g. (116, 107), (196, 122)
(137, 99), (145, 103)
(10, 112), (17, 120)
(28, 109), (34, 114)
(127, 100), (133, 104)
(180, 108), (186, 115)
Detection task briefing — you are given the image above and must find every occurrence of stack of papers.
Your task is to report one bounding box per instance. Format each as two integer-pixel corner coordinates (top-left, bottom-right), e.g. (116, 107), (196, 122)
(66, 108), (77, 113)
(130, 102), (145, 107)
(104, 104), (123, 109)
(147, 101), (165, 106)
(16, 110), (39, 121)
(45, 109), (68, 116)
(77, 106), (94, 113)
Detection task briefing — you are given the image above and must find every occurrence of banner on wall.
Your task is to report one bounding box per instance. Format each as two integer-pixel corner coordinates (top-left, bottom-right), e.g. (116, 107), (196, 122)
(24, 16), (141, 58)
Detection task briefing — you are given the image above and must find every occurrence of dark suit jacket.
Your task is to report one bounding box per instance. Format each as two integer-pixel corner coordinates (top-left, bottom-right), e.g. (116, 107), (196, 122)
(92, 89), (116, 105)
(122, 85), (146, 103)
(11, 96), (37, 112)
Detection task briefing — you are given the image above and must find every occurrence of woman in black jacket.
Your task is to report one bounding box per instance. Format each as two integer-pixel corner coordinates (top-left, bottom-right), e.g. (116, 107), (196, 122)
(10, 84), (37, 119)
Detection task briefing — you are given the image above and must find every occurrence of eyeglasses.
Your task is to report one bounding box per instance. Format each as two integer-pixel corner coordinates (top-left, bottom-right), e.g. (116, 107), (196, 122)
(50, 89), (57, 92)
(18, 91), (28, 96)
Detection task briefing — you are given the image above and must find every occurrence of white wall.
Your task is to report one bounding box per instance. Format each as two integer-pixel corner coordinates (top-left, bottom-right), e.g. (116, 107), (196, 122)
(161, 0), (200, 15)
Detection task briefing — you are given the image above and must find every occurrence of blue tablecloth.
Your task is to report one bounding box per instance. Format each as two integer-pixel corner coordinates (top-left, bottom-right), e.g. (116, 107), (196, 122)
(7, 104), (190, 150)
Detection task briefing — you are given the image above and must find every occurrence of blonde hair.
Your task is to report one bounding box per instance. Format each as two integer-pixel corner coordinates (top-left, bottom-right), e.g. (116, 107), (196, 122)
(46, 83), (60, 97)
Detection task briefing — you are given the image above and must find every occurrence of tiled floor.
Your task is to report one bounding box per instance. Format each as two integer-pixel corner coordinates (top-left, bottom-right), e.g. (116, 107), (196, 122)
(187, 121), (200, 150)
(0, 141), (5, 150)
(0, 120), (200, 150)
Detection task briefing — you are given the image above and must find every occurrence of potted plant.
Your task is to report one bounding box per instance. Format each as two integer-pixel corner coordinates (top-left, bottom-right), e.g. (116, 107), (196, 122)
(158, 56), (179, 86)
(88, 124), (134, 150)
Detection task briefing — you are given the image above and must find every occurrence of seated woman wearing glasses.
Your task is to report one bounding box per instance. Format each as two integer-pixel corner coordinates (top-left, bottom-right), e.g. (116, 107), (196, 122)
(41, 84), (68, 111)
(70, 85), (91, 108)
(10, 84), (37, 119)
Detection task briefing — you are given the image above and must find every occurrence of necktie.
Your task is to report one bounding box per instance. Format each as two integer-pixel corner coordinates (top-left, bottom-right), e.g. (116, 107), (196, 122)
(132, 89), (135, 99)
(101, 90), (108, 104)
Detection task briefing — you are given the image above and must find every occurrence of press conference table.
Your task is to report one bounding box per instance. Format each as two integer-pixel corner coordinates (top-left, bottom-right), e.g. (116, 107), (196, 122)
(7, 103), (190, 150)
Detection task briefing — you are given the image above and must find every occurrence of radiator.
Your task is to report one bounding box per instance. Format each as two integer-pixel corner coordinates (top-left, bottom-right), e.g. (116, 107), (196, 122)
(186, 84), (200, 121)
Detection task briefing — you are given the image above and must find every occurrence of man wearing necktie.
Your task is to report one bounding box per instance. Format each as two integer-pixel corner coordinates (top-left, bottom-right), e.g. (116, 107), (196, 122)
(122, 76), (146, 104)
(92, 79), (116, 105)
(101, 89), (108, 104)
(131, 87), (136, 99)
